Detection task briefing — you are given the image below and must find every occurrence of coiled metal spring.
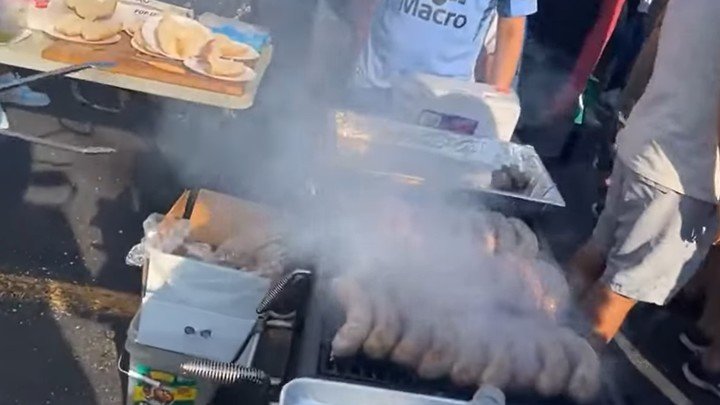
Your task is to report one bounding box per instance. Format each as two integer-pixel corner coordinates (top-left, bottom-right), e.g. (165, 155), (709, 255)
(256, 269), (312, 314)
(180, 359), (268, 385)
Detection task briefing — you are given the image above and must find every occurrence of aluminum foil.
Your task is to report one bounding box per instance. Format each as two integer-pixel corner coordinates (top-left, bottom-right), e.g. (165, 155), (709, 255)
(332, 111), (565, 208)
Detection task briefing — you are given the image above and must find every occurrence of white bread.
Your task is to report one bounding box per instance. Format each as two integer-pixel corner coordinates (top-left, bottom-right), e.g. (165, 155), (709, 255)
(55, 13), (84, 37)
(206, 56), (248, 77)
(81, 20), (122, 42)
(156, 15), (210, 59)
(70, 0), (119, 21)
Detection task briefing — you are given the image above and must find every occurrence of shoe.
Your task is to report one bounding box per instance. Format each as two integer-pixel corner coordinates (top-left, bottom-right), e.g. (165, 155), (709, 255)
(0, 103), (8, 130)
(683, 356), (720, 398)
(0, 72), (50, 107)
(680, 327), (712, 355)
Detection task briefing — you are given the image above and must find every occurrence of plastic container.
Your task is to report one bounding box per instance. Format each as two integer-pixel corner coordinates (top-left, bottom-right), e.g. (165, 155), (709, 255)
(125, 312), (219, 405)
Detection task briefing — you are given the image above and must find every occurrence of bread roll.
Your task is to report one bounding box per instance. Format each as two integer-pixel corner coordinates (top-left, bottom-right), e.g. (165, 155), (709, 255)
(206, 57), (248, 77)
(156, 15), (209, 59)
(55, 14), (84, 37)
(71, 0), (119, 21)
(81, 20), (121, 42)
(212, 34), (257, 59)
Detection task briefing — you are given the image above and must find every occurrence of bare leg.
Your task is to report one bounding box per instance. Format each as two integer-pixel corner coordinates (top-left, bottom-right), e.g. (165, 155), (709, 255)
(584, 283), (637, 347)
(567, 241), (607, 299)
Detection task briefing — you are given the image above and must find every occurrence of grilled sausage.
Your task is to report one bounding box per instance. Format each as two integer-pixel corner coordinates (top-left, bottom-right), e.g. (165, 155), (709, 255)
(450, 337), (489, 387)
(509, 332), (542, 389)
(331, 277), (374, 357)
(480, 338), (513, 389)
(391, 319), (432, 369)
(363, 292), (401, 359)
(560, 329), (602, 403)
(506, 217), (539, 259)
(417, 318), (458, 380)
(535, 329), (572, 396)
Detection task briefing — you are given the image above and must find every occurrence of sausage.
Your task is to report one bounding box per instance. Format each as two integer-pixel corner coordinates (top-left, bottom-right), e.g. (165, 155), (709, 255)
(506, 217), (539, 259)
(330, 277), (374, 357)
(450, 338), (489, 387)
(509, 333), (542, 390)
(480, 338), (513, 389)
(417, 318), (458, 380)
(560, 329), (602, 403)
(470, 212), (499, 254)
(363, 292), (401, 359)
(535, 330), (572, 396)
(492, 214), (518, 255)
(390, 319), (432, 369)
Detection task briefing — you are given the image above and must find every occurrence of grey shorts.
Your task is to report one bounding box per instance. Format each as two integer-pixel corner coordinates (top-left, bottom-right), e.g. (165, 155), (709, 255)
(592, 162), (718, 305)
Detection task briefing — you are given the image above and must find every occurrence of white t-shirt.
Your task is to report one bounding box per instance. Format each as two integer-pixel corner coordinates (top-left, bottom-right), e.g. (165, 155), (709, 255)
(617, 0), (720, 203)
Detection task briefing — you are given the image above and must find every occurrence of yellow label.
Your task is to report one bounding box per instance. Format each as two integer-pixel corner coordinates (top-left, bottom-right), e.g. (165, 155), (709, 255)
(132, 386), (197, 404)
(149, 370), (176, 383)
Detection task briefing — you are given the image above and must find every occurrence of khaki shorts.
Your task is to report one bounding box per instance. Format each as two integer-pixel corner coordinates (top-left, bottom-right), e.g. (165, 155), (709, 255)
(592, 162), (718, 305)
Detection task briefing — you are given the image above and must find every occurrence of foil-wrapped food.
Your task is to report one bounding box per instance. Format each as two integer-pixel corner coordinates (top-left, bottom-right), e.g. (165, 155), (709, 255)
(332, 111), (565, 209)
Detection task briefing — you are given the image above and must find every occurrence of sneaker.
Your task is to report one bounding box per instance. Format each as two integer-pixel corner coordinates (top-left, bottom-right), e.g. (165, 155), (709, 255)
(0, 103), (8, 130)
(683, 356), (720, 398)
(680, 327), (712, 355)
(0, 72), (50, 107)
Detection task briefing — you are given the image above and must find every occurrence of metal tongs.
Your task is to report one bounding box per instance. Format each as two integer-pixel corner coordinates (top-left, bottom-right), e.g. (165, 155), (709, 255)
(0, 61), (118, 154)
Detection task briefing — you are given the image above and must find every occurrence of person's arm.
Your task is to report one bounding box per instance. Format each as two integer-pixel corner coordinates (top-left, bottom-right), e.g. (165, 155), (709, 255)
(491, 16), (526, 92)
(493, 0), (538, 92)
(550, 0), (626, 116)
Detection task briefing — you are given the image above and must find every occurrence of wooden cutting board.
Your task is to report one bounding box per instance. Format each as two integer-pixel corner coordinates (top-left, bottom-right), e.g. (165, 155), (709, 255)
(41, 34), (246, 96)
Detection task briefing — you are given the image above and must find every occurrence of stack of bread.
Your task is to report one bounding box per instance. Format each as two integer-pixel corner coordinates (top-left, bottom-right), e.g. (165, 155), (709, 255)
(54, 0), (122, 43)
(130, 14), (259, 81)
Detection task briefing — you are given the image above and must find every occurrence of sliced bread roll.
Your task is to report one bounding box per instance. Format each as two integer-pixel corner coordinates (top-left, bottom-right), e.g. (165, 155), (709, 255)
(55, 13), (84, 37)
(71, 0), (118, 21)
(81, 20), (122, 42)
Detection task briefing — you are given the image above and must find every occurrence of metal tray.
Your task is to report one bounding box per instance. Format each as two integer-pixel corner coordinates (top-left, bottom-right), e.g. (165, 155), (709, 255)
(280, 378), (466, 405)
(331, 111), (565, 209)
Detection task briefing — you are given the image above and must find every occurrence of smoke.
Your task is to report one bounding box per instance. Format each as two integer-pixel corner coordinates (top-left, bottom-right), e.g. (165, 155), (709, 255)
(142, 1), (597, 393)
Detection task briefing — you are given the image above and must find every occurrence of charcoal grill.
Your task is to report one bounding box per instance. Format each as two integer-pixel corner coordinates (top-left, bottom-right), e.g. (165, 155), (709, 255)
(287, 276), (595, 405)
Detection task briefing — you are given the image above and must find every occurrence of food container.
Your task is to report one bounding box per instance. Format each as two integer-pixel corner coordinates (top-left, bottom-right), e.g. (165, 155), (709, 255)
(280, 378), (467, 405)
(330, 111), (565, 215)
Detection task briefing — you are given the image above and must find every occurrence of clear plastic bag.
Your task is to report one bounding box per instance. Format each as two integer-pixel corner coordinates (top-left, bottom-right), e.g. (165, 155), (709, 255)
(125, 214), (191, 267)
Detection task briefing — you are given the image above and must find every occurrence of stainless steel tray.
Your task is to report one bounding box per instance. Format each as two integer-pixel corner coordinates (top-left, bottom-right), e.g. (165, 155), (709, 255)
(280, 378), (466, 405)
(331, 111), (565, 208)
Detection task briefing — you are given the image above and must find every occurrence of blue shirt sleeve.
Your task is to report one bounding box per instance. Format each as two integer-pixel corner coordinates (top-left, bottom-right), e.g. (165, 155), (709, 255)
(497, 0), (538, 18)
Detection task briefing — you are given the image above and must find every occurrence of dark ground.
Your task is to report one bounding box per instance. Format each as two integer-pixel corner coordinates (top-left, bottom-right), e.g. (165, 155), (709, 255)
(0, 2), (716, 404)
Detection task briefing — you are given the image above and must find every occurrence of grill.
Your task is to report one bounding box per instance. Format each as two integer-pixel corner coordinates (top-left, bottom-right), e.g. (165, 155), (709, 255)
(318, 342), (475, 400)
(287, 278), (588, 405)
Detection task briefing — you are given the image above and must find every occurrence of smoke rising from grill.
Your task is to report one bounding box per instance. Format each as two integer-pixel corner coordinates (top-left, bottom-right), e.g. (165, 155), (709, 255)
(145, 1), (598, 398)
